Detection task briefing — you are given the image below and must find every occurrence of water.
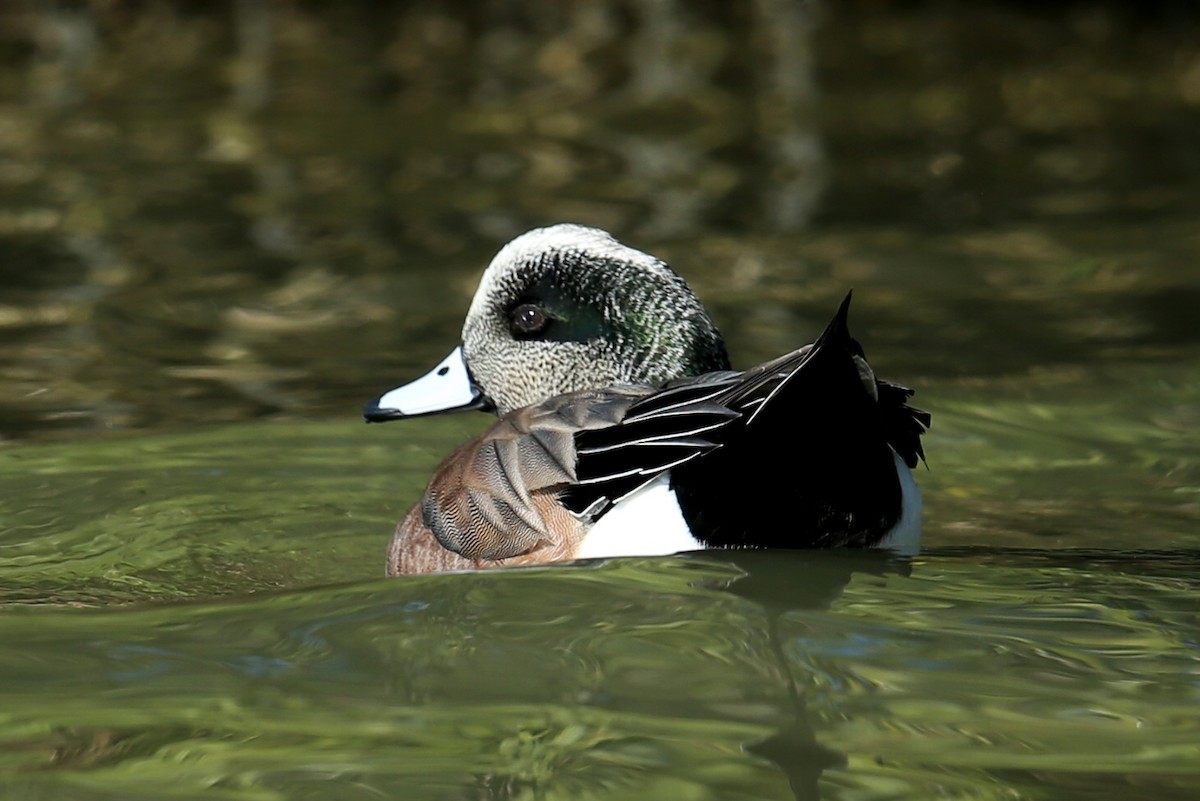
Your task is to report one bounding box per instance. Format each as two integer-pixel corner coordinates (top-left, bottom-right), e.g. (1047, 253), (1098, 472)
(3, 544), (1198, 799)
(2, 3), (1199, 799)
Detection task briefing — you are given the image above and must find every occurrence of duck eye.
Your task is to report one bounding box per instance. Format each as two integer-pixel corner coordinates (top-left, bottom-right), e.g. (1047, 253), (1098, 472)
(510, 303), (549, 337)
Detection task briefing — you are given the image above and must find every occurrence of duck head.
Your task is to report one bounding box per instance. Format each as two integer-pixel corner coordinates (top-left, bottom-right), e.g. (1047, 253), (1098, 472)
(365, 224), (730, 420)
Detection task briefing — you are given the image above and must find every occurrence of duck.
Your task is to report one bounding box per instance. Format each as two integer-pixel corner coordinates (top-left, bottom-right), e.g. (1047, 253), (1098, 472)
(364, 224), (930, 575)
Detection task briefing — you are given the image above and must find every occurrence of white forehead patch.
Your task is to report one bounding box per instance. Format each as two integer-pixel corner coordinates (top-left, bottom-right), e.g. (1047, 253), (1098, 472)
(465, 224), (668, 325)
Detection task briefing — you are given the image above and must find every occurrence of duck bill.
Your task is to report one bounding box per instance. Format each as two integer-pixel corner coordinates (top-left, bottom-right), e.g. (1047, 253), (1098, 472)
(363, 346), (494, 422)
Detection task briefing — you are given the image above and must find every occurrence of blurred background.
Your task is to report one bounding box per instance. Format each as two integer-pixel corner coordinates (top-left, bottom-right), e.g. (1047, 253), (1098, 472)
(2, 5), (1200, 799)
(2, 0), (1197, 442)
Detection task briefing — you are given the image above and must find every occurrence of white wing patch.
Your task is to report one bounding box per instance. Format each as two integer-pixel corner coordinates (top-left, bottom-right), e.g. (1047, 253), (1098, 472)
(574, 474), (702, 559)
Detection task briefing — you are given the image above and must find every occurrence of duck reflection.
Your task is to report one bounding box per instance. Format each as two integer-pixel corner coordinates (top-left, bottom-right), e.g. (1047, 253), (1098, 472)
(367, 550), (911, 800)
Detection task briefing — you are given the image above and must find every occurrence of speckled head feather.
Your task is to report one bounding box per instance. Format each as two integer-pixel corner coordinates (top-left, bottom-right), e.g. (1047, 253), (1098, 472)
(461, 224), (730, 414)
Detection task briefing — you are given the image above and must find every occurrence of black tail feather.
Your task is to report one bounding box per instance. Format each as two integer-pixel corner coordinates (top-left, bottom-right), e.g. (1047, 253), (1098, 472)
(877, 380), (930, 469)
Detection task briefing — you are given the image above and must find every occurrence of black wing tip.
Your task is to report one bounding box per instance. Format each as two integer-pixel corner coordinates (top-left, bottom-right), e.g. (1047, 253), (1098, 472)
(814, 291), (854, 350)
(815, 294), (933, 471)
(795, 290), (867, 366)
(839, 289), (854, 316)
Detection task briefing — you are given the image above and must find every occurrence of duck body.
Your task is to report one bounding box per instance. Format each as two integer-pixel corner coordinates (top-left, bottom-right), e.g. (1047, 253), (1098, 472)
(366, 225), (929, 575)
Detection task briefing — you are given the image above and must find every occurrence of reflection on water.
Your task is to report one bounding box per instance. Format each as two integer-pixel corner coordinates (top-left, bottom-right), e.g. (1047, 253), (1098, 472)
(1, 549), (1198, 800)
(2, 0), (828, 438)
(1, 417), (1198, 798)
(1, 2), (1197, 441)
(1, 3), (1199, 800)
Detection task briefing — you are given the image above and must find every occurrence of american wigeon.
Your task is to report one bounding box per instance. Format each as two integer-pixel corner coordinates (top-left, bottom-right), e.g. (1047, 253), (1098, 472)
(365, 224), (929, 575)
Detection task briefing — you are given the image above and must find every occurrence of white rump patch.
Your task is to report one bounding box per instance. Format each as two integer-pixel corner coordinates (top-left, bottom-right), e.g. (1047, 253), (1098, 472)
(875, 449), (923, 555)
